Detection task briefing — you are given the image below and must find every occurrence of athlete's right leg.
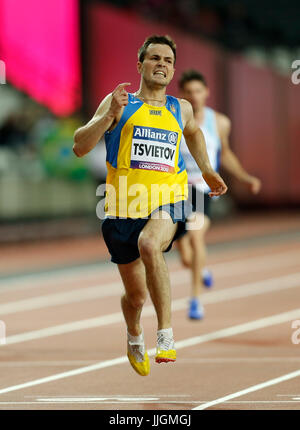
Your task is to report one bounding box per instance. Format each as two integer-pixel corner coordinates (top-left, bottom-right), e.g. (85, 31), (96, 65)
(118, 258), (150, 376)
(118, 258), (148, 337)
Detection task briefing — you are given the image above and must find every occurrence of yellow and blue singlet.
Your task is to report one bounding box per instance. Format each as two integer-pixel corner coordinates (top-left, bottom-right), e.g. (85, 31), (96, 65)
(104, 93), (188, 218)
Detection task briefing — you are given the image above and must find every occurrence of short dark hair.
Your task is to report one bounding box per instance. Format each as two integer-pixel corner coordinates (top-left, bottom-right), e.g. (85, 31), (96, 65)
(138, 35), (177, 64)
(179, 69), (208, 89)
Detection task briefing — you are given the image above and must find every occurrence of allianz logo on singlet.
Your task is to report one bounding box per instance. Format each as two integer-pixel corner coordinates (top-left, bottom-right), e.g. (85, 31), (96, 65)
(131, 126), (178, 172)
(133, 126), (178, 145)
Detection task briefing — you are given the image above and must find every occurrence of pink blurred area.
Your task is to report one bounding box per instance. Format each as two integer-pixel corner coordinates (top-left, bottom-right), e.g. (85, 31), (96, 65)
(0, 0), (81, 116)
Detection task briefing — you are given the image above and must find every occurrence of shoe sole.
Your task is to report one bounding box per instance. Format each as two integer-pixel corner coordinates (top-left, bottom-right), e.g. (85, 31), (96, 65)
(155, 349), (176, 364)
(155, 357), (176, 363)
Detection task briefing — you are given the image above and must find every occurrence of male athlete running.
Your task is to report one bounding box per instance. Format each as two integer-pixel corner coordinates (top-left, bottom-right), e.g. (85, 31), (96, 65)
(73, 37), (227, 376)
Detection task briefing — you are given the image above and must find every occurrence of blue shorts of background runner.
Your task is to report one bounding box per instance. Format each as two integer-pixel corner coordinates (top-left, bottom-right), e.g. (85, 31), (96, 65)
(190, 186), (211, 218)
(178, 186), (211, 239)
(102, 200), (192, 264)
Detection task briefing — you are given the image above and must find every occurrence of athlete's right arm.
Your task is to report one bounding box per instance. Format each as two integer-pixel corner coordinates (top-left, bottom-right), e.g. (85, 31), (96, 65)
(73, 82), (131, 157)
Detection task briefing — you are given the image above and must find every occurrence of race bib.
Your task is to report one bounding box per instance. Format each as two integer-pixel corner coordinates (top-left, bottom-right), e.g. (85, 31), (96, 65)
(130, 126), (178, 173)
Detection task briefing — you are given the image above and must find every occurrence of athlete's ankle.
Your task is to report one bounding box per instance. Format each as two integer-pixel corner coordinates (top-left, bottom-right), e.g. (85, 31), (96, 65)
(157, 327), (173, 338)
(127, 326), (143, 338)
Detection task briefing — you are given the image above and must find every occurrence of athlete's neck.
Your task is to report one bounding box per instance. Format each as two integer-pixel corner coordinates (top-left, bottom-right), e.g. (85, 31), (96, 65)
(135, 84), (167, 107)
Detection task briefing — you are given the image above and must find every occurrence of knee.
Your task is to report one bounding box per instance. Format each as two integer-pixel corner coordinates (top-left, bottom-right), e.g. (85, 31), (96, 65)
(122, 292), (146, 309)
(181, 255), (191, 268)
(138, 236), (160, 262)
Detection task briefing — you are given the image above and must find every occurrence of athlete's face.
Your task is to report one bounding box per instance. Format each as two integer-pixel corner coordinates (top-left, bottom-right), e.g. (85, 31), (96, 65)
(137, 43), (175, 88)
(180, 80), (209, 112)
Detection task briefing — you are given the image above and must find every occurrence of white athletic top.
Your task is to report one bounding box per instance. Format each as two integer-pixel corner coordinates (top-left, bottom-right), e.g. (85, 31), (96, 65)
(180, 106), (221, 194)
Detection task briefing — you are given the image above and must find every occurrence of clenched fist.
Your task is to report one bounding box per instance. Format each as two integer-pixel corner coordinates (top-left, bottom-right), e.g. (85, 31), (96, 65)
(245, 176), (261, 195)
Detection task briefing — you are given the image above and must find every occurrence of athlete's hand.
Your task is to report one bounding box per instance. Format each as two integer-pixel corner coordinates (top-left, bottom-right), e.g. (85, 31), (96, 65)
(202, 170), (228, 197)
(245, 175), (261, 194)
(109, 83), (131, 116)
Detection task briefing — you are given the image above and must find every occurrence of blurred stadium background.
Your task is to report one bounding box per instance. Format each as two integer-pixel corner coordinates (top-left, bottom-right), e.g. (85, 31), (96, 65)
(0, 0), (299, 244)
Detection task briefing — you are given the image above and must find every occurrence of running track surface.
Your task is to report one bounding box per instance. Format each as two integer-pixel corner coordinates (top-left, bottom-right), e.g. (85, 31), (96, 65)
(0, 211), (300, 410)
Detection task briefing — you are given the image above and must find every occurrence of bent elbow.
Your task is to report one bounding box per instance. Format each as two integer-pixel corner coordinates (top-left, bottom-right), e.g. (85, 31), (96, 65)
(73, 142), (83, 158)
(73, 129), (84, 157)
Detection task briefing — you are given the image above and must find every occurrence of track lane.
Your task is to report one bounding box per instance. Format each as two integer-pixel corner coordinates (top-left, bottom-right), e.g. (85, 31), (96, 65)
(0, 217), (299, 410)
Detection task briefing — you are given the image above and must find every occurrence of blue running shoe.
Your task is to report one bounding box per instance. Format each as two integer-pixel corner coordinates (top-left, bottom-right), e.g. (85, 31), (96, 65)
(188, 298), (205, 320)
(202, 269), (213, 288)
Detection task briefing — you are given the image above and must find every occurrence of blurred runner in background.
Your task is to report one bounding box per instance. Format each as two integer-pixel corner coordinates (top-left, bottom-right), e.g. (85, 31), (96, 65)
(177, 69), (261, 320)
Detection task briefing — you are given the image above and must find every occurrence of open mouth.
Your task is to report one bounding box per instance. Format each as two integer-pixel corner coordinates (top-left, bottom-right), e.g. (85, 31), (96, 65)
(154, 71), (166, 77)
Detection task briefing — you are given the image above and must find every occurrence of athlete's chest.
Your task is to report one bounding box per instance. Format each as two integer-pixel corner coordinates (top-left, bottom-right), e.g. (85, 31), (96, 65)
(119, 104), (182, 173)
(201, 125), (220, 152)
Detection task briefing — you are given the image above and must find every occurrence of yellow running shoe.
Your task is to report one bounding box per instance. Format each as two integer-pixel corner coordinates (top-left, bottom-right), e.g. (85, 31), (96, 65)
(155, 331), (176, 364)
(127, 331), (150, 376)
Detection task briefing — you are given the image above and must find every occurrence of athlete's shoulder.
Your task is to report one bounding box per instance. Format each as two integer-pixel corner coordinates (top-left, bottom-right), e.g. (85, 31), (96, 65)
(178, 98), (193, 117)
(92, 92), (113, 119)
(178, 97), (191, 108)
(214, 111), (231, 134)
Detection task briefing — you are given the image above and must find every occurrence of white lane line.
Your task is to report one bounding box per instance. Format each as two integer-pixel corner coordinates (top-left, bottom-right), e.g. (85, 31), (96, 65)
(205, 400), (300, 403)
(0, 401), (197, 405)
(0, 400), (300, 405)
(3, 272), (300, 345)
(0, 265), (106, 292)
(24, 394), (191, 398)
(1, 257), (299, 316)
(4, 311), (128, 345)
(193, 369), (300, 410)
(0, 361), (100, 367)
(198, 272), (300, 305)
(37, 397), (160, 402)
(170, 357), (300, 363)
(209, 250), (300, 277)
(0, 357), (299, 367)
(1, 248), (298, 295)
(32, 396), (300, 404)
(0, 307), (299, 396)
(0, 281), (123, 315)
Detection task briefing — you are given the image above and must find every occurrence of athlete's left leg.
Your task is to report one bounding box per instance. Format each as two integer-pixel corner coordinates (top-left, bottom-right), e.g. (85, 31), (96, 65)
(138, 211), (177, 330)
(138, 211), (178, 363)
(176, 232), (192, 268)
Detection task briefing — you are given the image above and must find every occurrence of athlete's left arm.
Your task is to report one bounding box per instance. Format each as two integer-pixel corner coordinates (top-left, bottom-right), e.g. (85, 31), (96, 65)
(180, 99), (227, 197)
(217, 113), (261, 194)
